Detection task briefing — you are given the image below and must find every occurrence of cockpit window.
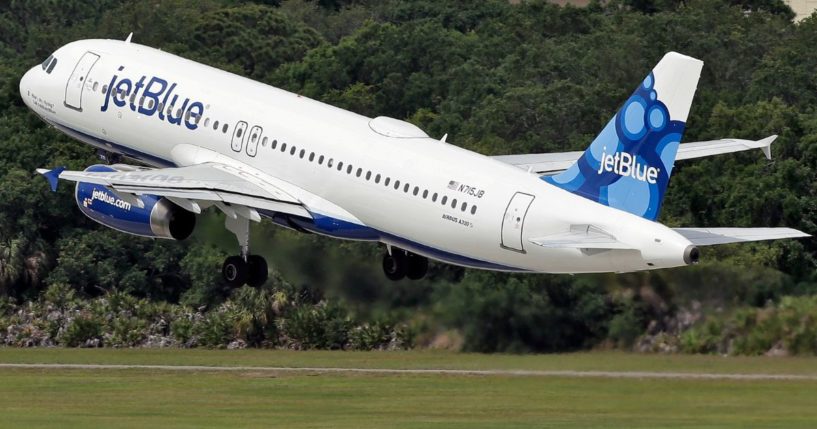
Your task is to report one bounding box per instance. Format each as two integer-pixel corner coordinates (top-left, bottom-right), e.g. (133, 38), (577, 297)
(41, 55), (53, 70)
(41, 54), (57, 74)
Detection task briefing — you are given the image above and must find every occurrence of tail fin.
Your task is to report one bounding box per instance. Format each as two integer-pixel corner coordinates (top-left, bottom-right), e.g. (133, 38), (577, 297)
(544, 52), (703, 221)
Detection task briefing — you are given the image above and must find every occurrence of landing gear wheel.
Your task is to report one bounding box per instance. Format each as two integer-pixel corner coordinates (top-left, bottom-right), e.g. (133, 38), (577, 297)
(406, 253), (429, 280)
(222, 256), (248, 287)
(382, 250), (407, 281)
(246, 255), (268, 287)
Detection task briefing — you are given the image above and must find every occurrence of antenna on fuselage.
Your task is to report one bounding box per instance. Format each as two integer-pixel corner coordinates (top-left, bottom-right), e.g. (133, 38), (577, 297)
(440, 133), (448, 143)
(125, 32), (133, 43)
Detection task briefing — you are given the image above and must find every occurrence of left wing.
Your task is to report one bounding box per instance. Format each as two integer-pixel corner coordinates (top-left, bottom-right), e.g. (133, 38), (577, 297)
(673, 227), (810, 246)
(37, 162), (312, 218)
(493, 135), (776, 175)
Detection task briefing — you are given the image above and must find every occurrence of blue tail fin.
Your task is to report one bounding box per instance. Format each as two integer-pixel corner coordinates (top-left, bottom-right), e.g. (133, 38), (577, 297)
(544, 52), (703, 221)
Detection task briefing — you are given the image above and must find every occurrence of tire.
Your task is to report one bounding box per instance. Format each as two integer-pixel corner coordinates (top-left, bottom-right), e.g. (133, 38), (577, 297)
(406, 253), (429, 280)
(222, 255), (248, 287)
(382, 251), (407, 281)
(246, 255), (269, 287)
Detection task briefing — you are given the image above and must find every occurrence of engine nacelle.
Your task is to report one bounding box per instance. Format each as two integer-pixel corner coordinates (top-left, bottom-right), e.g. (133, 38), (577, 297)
(75, 165), (195, 240)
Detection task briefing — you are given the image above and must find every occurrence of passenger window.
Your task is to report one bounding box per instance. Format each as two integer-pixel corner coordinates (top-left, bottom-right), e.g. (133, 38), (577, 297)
(184, 110), (191, 121)
(337, 161), (343, 171)
(204, 118), (210, 128)
(451, 198), (457, 209)
(223, 123), (229, 134)
(327, 158), (334, 168)
(356, 168), (362, 177)
(461, 202), (467, 211)
(394, 180), (400, 190)
(471, 206), (477, 215)
(261, 136), (268, 147)
(102, 84), (108, 94)
(347, 165), (353, 174)
(307, 152), (313, 161)
(130, 92), (137, 104)
(237, 128), (243, 138)
(441, 196), (448, 205)
(375, 174), (381, 183)
(432, 193), (438, 202)
(366, 171), (371, 180)
(403, 183), (409, 193)
(318, 155), (324, 165)
(300, 149), (306, 159)
(158, 102), (164, 112)
(290, 146), (296, 155)
(213, 120), (219, 130)
(139, 96), (145, 106)
(413, 186), (419, 196)
(93, 82), (99, 92)
(272, 140), (278, 149)
(281, 143), (287, 152)
(384, 177), (390, 186)
(422, 190), (428, 199)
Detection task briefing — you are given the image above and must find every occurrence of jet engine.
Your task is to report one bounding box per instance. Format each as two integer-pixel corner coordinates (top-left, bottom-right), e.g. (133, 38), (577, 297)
(75, 165), (195, 240)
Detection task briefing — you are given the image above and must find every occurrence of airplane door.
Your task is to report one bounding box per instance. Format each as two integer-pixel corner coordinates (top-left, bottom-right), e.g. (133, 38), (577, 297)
(64, 52), (100, 111)
(231, 121), (248, 152)
(501, 192), (535, 253)
(245, 125), (262, 157)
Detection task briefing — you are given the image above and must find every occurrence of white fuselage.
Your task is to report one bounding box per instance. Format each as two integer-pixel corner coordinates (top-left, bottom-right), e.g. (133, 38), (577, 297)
(20, 39), (695, 273)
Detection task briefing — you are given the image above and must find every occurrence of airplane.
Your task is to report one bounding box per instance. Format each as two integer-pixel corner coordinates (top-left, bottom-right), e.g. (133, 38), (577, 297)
(20, 36), (809, 287)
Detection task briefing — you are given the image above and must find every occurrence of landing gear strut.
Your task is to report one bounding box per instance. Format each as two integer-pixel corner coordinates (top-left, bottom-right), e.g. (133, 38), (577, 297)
(221, 207), (268, 287)
(382, 247), (428, 281)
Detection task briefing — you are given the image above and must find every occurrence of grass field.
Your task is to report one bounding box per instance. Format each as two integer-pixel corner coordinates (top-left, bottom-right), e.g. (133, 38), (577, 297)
(1, 349), (816, 428)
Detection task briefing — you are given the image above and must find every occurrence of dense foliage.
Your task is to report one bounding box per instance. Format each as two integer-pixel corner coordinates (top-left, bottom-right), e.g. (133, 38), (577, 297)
(0, 0), (815, 355)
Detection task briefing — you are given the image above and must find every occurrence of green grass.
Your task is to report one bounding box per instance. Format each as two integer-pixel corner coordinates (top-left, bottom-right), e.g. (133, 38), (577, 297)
(1, 349), (816, 428)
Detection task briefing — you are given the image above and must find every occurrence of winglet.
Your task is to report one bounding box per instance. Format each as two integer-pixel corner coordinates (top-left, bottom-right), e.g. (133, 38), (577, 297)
(36, 166), (66, 192)
(759, 135), (776, 160)
(125, 32), (133, 43)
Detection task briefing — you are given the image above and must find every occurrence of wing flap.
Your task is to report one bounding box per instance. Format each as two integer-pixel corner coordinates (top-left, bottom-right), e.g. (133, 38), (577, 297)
(674, 227), (809, 246)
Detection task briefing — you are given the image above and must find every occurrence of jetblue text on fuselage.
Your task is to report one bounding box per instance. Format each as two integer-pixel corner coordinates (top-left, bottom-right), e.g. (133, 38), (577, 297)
(597, 147), (659, 184)
(101, 66), (204, 130)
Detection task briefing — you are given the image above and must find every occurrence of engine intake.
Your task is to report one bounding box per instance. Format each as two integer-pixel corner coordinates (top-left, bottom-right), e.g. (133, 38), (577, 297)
(75, 165), (195, 240)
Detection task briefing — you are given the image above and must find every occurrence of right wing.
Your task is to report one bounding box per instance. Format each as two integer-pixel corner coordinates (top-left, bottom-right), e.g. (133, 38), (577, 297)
(673, 227), (810, 246)
(492, 135), (776, 175)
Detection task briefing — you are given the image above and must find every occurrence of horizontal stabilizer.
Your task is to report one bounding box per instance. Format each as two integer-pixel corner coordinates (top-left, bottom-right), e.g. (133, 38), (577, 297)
(675, 135), (775, 161)
(529, 225), (633, 250)
(491, 135), (776, 176)
(673, 227), (810, 246)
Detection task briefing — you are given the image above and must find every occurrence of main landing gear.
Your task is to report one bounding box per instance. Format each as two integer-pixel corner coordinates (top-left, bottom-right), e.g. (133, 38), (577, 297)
(221, 207), (268, 287)
(382, 247), (428, 281)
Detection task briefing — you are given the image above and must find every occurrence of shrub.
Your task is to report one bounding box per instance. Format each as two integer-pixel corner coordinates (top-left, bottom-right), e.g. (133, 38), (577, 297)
(61, 315), (103, 347)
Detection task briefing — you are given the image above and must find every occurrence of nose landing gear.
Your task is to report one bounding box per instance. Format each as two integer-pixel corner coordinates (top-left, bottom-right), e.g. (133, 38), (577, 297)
(382, 247), (428, 281)
(221, 206), (268, 287)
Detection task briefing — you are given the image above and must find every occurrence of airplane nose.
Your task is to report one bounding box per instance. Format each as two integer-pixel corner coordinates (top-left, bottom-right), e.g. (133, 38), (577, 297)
(19, 67), (35, 108)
